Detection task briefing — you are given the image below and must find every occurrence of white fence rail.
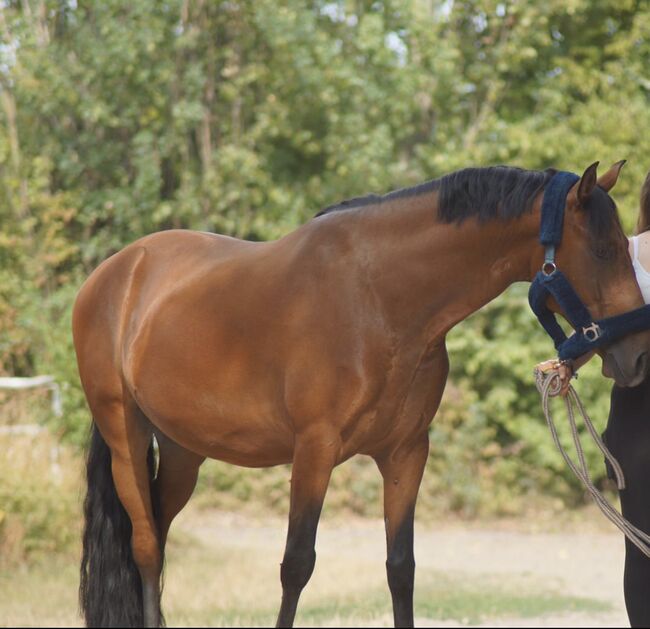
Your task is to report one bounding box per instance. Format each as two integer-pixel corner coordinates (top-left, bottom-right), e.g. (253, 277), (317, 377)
(0, 375), (62, 416)
(0, 376), (63, 478)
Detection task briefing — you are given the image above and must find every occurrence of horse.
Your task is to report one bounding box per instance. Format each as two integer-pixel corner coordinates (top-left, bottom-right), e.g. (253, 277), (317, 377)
(73, 161), (650, 628)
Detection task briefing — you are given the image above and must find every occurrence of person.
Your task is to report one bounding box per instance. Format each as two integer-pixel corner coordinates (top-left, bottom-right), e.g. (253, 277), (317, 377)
(602, 170), (650, 628)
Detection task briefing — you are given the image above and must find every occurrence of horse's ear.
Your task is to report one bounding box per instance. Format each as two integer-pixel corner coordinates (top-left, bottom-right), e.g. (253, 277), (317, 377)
(597, 160), (626, 192)
(574, 161), (599, 206)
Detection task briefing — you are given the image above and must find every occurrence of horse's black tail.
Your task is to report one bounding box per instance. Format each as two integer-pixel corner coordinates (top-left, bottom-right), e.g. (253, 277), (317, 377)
(79, 422), (156, 627)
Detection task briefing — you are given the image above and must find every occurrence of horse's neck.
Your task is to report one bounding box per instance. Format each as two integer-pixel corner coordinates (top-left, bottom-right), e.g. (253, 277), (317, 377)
(360, 193), (541, 342)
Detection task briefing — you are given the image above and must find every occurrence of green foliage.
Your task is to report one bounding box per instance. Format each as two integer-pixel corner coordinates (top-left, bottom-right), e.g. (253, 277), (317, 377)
(1, 0), (649, 509)
(444, 284), (618, 511)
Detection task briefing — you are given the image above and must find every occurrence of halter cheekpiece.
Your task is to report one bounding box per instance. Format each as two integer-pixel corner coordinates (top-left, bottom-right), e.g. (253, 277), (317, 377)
(528, 171), (650, 361)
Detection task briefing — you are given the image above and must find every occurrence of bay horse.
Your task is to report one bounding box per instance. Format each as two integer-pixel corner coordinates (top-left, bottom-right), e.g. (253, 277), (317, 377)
(74, 161), (650, 628)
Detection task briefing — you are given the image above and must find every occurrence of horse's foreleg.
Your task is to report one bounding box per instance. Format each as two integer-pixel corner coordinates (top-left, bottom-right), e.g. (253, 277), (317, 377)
(275, 427), (340, 628)
(375, 434), (429, 629)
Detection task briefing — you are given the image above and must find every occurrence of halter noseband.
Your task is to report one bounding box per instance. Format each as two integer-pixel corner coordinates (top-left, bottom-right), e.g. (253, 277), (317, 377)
(528, 171), (650, 361)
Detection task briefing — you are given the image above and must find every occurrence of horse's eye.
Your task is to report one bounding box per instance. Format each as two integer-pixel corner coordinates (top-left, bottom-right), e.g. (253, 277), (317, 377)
(594, 243), (614, 260)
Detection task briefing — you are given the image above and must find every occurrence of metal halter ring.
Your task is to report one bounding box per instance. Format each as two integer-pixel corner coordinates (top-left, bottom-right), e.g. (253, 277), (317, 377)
(542, 261), (557, 276)
(582, 322), (603, 342)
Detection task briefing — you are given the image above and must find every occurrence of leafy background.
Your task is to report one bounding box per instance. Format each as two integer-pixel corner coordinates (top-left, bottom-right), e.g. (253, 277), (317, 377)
(1, 0), (650, 537)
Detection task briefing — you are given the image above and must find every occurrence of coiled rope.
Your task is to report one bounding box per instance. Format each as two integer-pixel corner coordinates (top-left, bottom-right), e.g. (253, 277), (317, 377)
(535, 366), (650, 558)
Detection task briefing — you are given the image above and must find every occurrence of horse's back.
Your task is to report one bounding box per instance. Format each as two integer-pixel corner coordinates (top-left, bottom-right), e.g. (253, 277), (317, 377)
(73, 229), (253, 346)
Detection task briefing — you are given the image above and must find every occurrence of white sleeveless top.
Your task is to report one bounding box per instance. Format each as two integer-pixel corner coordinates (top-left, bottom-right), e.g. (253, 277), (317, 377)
(631, 235), (650, 304)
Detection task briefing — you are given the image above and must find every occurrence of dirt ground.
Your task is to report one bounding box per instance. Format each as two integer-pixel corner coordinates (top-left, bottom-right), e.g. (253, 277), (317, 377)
(0, 505), (630, 627)
(170, 507), (629, 627)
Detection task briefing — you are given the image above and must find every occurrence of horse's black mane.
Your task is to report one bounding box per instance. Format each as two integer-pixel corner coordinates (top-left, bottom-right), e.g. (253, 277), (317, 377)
(434, 166), (556, 223)
(316, 165), (623, 247)
(316, 165), (556, 223)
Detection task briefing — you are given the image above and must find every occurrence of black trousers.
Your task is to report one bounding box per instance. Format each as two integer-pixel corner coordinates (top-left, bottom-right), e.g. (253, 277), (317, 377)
(604, 379), (650, 628)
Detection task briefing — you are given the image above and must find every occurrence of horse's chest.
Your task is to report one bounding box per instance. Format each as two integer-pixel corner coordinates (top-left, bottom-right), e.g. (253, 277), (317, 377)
(343, 347), (449, 457)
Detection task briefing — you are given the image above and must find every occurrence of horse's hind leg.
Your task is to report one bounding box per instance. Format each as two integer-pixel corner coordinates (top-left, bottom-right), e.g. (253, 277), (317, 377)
(375, 434), (429, 629)
(153, 432), (205, 547)
(275, 427), (340, 628)
(100, 394), (164, 628)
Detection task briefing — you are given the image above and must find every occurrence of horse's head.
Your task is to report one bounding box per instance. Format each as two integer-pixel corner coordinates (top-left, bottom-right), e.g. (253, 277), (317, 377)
(544, 161), (650, 386)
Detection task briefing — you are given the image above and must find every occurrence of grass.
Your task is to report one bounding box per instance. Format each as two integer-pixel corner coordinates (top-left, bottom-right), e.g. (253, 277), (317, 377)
(0, 558), (82, 627)
(194, 584), (609, 628)
(0, 432), (81, 563)
(414, 581), (608, 626)
(163, 541), (608, 626)
(0, 517), (610, 628)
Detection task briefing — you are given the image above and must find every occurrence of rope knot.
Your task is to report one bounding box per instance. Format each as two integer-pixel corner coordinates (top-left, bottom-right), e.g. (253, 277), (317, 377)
(534, 367), (563, 397)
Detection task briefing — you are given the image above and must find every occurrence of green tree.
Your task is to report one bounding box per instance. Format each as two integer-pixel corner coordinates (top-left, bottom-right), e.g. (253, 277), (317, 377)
(1, 0), (649, 510)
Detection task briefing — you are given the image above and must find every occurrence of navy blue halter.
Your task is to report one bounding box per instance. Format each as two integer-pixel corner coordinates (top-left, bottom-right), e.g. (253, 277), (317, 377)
(528, 171), (650, 361)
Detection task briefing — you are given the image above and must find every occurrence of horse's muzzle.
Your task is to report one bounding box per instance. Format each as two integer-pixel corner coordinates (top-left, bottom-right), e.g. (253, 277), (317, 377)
(602, 348), (649, 388)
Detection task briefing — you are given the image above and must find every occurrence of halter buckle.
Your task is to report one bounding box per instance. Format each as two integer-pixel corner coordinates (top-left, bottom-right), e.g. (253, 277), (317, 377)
(582, 322), (602, 342)
(542, 261), (557, 276)
(542, 244), (557, 276)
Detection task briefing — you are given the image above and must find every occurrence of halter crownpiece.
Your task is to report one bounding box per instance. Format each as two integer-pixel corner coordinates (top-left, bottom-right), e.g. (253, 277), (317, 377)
(528, 171), (650, 361)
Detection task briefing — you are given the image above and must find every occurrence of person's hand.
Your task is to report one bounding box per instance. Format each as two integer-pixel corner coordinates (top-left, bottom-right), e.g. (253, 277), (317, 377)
(556, 360), (575, 396)
(535, 359), (575, 397)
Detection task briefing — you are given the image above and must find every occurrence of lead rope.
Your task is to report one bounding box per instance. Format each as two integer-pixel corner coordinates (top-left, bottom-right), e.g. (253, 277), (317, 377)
(535, 368), (650, 558)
